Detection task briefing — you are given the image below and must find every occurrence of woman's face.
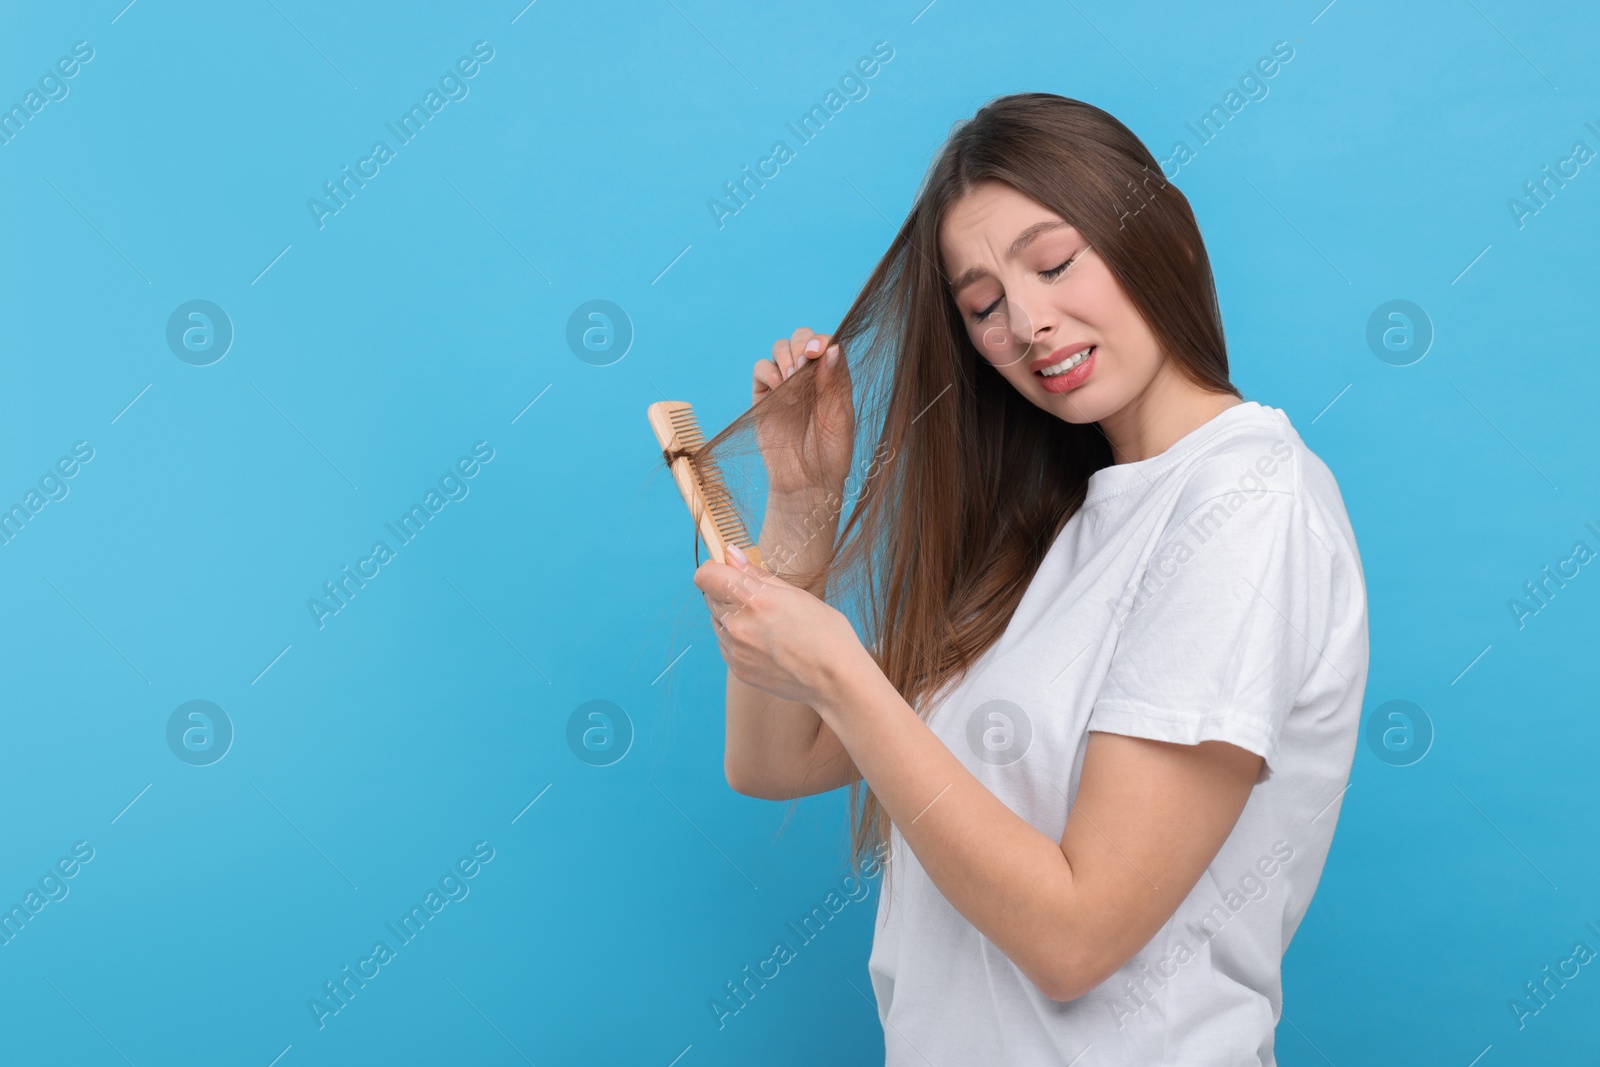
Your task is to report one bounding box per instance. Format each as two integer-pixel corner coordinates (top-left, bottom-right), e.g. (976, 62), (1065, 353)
(939, 180), (1167, 426)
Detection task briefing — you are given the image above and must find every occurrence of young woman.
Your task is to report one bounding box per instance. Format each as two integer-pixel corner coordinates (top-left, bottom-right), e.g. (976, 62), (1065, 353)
(692, 93), (1368, 1065)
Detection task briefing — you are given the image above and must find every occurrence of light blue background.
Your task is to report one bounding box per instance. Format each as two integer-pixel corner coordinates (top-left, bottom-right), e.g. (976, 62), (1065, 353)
(1, 0), (1596, 1063)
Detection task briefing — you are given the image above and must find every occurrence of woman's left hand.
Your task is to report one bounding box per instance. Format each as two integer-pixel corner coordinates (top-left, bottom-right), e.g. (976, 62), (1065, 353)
(692, 545), (863, 705)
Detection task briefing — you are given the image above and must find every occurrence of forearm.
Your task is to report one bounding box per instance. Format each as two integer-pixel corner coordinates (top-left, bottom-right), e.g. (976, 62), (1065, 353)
(721, 490), (843, 797)
(757, 487), (843, 594)
(722, 669), (826, 797)
(809, 649), (1085, 999)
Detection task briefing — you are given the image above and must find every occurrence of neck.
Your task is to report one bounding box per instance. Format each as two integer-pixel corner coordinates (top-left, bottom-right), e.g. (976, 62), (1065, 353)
(1098, 361), (1241, 464)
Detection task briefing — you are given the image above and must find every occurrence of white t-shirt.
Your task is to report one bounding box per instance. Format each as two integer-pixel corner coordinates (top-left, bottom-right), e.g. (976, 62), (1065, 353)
(867, 400), (1369, 1066)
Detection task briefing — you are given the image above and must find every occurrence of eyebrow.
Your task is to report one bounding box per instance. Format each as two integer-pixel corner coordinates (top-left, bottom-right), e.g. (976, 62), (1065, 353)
(947, 220), (1076, 294)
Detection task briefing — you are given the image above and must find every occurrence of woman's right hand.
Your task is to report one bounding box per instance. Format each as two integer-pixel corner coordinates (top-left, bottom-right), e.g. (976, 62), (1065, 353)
(752, 326), (856, 501)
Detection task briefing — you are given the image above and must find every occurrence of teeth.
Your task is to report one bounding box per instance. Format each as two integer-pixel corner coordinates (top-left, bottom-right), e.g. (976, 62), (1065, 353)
(1039, 346), (1093, 377)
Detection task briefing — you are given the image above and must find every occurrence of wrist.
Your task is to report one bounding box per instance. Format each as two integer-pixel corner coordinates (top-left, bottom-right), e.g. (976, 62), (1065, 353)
(807, 628), (878, 727)
(760, 495), (842, 580)
(767, 484), (844, 513)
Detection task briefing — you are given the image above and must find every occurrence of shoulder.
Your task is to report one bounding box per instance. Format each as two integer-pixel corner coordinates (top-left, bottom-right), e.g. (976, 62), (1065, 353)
(1165, 407), (1361, 569)
(1165, 412), (1298, 521)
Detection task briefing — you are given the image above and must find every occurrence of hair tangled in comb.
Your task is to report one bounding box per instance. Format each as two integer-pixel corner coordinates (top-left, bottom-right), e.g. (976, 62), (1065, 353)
(654, 402), (764, 567)
(685, 93), (1238, 895)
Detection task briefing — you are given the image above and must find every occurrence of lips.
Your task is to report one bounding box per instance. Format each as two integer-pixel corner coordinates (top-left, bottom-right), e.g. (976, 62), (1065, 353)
(1036, 345), (1096, 394)
(1030, 343), (1095, 376)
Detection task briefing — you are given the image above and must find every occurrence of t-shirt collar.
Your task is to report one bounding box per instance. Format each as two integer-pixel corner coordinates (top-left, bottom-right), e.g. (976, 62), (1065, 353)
(1083, 399), (1274, 505)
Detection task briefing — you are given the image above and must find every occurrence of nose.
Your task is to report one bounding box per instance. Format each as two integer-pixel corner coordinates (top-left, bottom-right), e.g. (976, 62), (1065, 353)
(1005, 289), (1053, 351)
(976, 281), (1057, 369)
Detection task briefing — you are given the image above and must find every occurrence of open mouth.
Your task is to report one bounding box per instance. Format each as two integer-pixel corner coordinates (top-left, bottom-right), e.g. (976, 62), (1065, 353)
(1036, 345), (1094, 378)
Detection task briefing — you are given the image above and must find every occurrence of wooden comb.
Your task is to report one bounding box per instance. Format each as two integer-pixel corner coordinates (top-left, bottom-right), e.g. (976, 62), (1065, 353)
(647, 400), (766, 570)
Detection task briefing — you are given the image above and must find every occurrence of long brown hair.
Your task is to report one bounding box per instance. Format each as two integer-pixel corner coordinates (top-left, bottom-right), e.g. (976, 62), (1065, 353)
(695, 92), (1237, 886)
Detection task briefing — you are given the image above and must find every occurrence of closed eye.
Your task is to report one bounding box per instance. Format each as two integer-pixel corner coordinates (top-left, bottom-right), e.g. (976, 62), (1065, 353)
(970, 249), (1086, 322)
(1041, 248), (1086, 281)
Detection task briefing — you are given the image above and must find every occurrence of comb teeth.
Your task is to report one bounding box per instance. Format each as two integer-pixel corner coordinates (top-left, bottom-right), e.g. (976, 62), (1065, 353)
(697, 464), (753, 549)
(650, 400), (758, 555)
(667, 408), (706, 449)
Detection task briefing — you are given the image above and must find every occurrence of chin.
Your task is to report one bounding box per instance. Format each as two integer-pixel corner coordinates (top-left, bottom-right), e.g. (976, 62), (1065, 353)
(1026, 379), (1113, 423)
(1046, 395), (1109, 424)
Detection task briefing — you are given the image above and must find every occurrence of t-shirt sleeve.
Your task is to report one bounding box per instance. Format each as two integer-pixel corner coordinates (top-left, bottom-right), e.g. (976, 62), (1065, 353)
(1087, 486), (1320, 782)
